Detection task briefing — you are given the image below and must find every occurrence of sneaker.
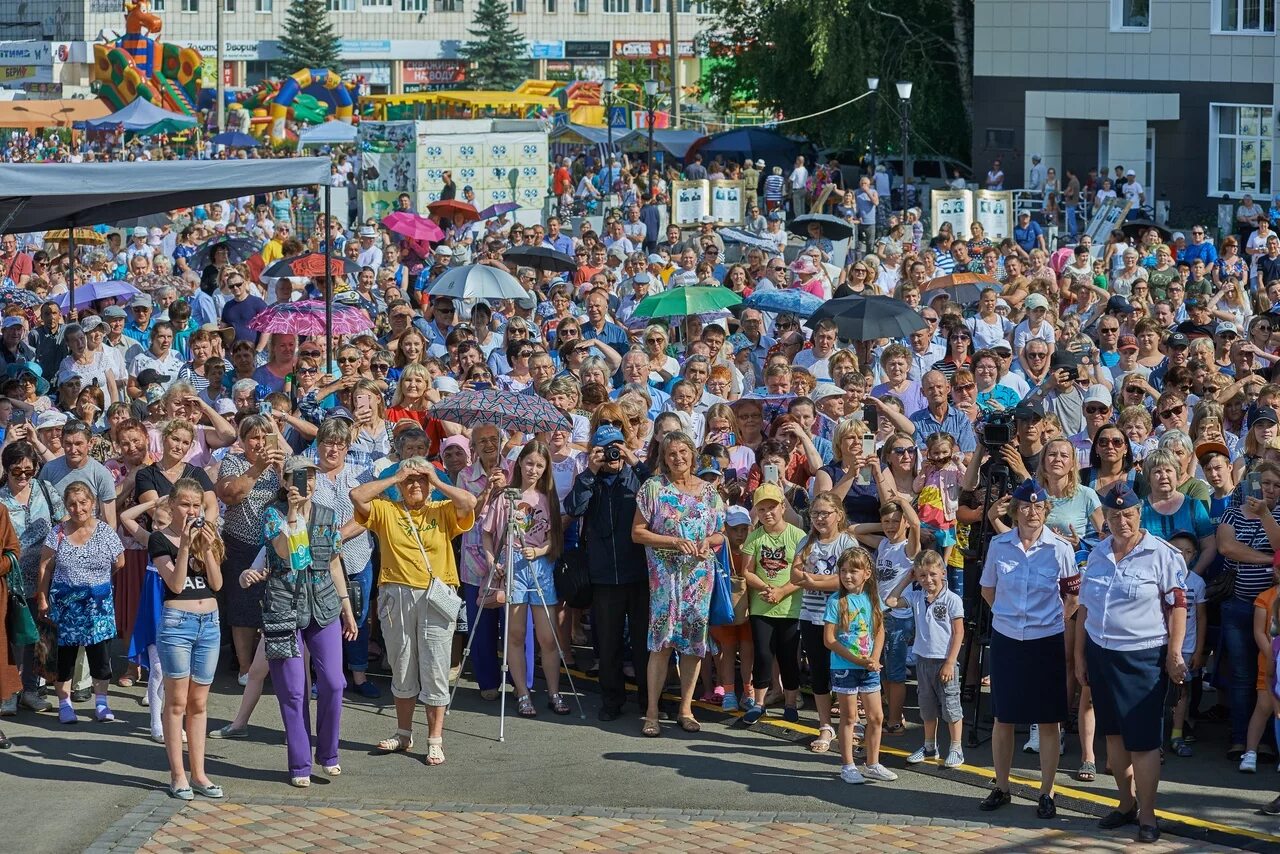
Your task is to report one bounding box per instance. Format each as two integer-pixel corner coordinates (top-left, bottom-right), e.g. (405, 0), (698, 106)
(94, 705), (115, 723)
(18, 691), (52, 712)
(1240, 751), (1258, 773)
(944, 747), (965, 768)
(348, 679), (381, 699)
(58, 705), (78, 725)
(740, 696), (759, 713)
(237, 672), (250, 687)
(860, 763), (899, 782)
(906, 745), (939, 764)
(70, 688), (91, 703)
(0, 694), (15, 717)
(742, 705), (766, 725)
(1023, 723), (1040, 754)
(840, 763), (866, 784)
(722, 692), (739, 712)
(782, 706), (799, 723)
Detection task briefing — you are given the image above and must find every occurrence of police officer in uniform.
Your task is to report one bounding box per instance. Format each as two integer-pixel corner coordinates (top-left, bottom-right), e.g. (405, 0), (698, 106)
(978, 479), (1080, 819)
(1075, 485), (1187, 845)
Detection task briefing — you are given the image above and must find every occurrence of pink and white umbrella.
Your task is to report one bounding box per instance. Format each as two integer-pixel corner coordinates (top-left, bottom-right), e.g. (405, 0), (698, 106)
(248, 299), (373, 336)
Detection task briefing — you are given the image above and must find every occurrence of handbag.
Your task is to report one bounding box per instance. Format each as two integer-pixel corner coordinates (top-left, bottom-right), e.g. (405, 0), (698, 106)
(709, 544), (736, 627)
(5, 587), (37, 647)
(1203, 566), (1236, 605)
(554, 547), (593, 610)
(402, 508), (462, 624)
(34, 614), (58, 682)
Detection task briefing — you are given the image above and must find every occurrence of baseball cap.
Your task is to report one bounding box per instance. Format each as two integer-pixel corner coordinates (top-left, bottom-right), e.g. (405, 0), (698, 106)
(752, 483), (785, 506)
(34, 410), (67, 430)
(129, 294), (154, 311)
(432, 377), (460, 394)
(726, 505), (752, 527)
(55, 368), (82, 386)
(1, 316), (24, 330)
(101, 305), (127, 320)
(1012, 399), (1045, 419)
(1195, 440), (1230, 462)
(697, 457), (724, 479)
(591, 424), (625, 448)
(1117, 334), (1138, 352)
(810, 383), (843, 403)
(699, 215), (716, 224)
(215, 398), (237, 416)
(1250, 405), (1279, 426)
(992, 340), (1013, 354)
(80, 315), (104, 334)
(1217, 321), (1240, 336)
(325, 405), (355, 423)
(434, 245), (453, 257)
(136, 368), (170, 387)
(1125, 169), (1136, 177)
(283, 455), (319, 475)
(1165, 332), (1190, 349)
(1082, 385), (1112, 408)
(515, 293), (537, 311)
(767, 211), (784, 222)
(1106, 295), (1134, 314)
(131, 225), (148, 237)
(646, 253), (665, 265)
(1025, 293), (1050, 311)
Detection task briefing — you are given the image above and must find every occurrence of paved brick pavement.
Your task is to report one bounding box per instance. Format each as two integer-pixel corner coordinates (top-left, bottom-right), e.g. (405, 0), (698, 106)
(90, 796), (1245, 853)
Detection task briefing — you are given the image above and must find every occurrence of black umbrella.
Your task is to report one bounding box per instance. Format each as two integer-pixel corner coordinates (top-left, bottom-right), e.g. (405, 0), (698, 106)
(115, 212), (173, 230)
(1120, 219), (1172, 242)
(809, 295), (926, 341)
(788, 213), (855, 241)
(190, 235), (262, 270)
(502, 245), (577, 273)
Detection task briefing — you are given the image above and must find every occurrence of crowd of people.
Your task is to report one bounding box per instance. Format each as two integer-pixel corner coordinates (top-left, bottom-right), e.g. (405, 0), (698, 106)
(0, 147), (1276, 844)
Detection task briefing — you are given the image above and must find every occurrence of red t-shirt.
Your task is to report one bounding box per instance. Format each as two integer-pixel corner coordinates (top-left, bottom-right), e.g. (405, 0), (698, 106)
(385, 406), (448, 457)
(3, 252), (32, 283)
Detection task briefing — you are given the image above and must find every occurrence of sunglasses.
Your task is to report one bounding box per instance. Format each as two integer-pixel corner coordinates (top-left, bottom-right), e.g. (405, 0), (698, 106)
(1159, 404), (1185, 419)
(435, 307), (455, 315)
(299, 350), (322, 358)
(890, 446), (917, 456)
(1095, 436), (1126, 448)
(603, 419), (624, 428)
(6, 467), (34, 479)
(1027, 352), (1048, 360)
(338, 356), (361, 364)
(953, 383), (976, 393)
(371, 363), (391, 371)
(298, 367), (319, 375)
(1084, 405), (1110, 415)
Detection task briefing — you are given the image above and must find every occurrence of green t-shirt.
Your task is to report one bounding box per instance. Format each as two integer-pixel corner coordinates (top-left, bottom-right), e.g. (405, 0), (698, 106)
(742, 523), (806, 619)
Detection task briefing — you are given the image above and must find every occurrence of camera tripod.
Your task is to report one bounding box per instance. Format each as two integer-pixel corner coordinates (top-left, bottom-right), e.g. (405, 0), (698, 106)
(446, 488), (585, 742)
(959, 456), (1009, 748)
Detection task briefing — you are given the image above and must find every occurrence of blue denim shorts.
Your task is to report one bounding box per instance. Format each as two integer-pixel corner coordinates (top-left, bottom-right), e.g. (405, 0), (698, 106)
(883, 614), (916, 683)
(510, 555), (558, 606)
(832, 667), (882, 695)
(157, 608), (221, 685)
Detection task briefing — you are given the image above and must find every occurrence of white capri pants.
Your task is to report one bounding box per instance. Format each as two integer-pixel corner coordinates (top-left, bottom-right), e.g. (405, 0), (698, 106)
(378, 582), (457, 706)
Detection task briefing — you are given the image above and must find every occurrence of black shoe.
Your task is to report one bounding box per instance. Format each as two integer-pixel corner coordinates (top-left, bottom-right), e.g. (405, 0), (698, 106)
(978, 788), (1011, 811)
(1098, 806), (1138, 829)
(1137, 824), (1160, 843)
(598, 706), (622, 722)
(0, 729), (10, 750)
(70, 688), (91, 703)
(1036, 794), (1056, 819)
(1263, 796), (1280, 816)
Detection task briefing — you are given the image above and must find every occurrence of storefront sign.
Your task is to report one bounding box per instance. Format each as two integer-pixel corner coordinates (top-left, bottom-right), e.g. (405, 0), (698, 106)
(402, 60), (467, 87)
(528, 41), (564, 60)
(611, 40), (695, 60)
(174, 40), (262, 60)
(564, 41), (611, 59)
(0, 43), (51, 65)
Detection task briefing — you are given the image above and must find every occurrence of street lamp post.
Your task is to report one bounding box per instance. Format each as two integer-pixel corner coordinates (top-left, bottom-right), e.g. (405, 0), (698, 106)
(866, 77), (879, 178)
(602, 77), (616, 158)
(896, 79), (913, 217)
(644, 78), (659, 197)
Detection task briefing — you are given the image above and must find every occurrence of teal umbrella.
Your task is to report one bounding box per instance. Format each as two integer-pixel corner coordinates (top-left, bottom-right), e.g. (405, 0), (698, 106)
(632, 285), (742, 320)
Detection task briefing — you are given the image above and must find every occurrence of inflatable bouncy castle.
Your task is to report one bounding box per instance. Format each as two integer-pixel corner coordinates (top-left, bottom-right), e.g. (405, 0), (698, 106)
(269, 68), (354, 144)
(92, 0), (201, 116)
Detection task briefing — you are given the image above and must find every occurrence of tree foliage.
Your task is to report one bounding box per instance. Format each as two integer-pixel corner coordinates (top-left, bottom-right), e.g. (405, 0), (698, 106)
(460, 0), (531, 91)
(700, 0), (973, 164)
(276, 0), (343, 77)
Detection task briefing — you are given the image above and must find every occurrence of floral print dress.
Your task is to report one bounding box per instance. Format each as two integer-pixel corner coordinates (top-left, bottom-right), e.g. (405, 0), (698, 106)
(44, 520), (125, 647)
(636, 476), (726, 658)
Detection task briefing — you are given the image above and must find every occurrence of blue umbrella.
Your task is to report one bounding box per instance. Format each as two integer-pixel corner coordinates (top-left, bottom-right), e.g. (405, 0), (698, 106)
(719, 227), (778, 251)
(478, 202), (520, 219)
(54, 280), (139, 310)
(212, 131), (260, 148)
(743, 288), (824, 318)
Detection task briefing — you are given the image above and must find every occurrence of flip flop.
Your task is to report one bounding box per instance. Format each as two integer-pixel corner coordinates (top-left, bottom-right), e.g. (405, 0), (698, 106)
(1075, 760), (1096, 781)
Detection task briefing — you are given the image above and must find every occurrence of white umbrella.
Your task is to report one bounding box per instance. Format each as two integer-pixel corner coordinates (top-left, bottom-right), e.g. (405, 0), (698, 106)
(426, 264), (527, 302)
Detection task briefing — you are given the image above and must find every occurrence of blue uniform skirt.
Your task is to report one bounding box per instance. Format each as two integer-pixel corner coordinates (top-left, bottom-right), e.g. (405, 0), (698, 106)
(990, 629), (1068, 725)
(1085, 637), (1167, 753)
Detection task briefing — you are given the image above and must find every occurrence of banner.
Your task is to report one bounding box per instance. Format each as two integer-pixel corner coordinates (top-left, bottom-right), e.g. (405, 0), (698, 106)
(930, 190), (972, 239)
(672, 180), (709, 226)
(709, 180), (745, 226)
(974, 190), (1013, 240)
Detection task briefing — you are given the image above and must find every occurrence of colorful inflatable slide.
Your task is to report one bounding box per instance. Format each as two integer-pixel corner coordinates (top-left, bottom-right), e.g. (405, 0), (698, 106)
(92, 0), (201, 117)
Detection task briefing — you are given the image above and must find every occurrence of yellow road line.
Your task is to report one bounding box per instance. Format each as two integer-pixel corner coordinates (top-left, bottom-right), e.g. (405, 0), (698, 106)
(561, 667), (1280, 845)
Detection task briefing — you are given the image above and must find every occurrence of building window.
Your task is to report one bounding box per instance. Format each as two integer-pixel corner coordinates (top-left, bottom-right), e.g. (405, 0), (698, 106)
(255, 0), (272, 10)
(1210, 104), (1274, 197)
(1216, 0), (1276, 32)
(602, 0), (627, 11)
(328, 0), (355, 10)
(574, 0), (588, 10)
(985, 128), (1016, 150)
(223, 0), (236, 10)
(362, 0), (393, 7)
(435, 0), (461, 10)
(152, 0), (165, 9)
(677, 0), (709, 11)
(181, 0), (198, 11)
(545, 0), (555, 10)
(511, 0), (525, 11)
(401, 0), (427, 8)
(1110, 0), (1150, 29)
(635, 0), (655, 10)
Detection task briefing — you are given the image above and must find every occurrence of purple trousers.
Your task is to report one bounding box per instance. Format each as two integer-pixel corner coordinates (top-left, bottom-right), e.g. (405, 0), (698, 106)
(268, 619), (344, 778)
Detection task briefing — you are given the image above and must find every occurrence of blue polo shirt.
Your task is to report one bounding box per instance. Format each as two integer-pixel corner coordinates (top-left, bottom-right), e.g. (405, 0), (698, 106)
(909, 404), (977, 453)
(581, 320), (629, 348)
(1014, 220), (1044, 252)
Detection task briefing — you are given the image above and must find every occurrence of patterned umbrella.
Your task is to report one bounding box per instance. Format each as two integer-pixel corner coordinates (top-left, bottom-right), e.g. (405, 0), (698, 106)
(382, 211), (445, 243)
(190, 235), (263, 270)
(808, 294), (926, 341)
(502, 245), (577, 274)
(427, 199), (480, 223)
(429, 388), (571, 433)
(248, 299), (373, 336)
(262, 253), (361, 279)
(633, 285), (743, 320)
(43, 228), (106, 246)
(743, 288), (824, 318)
(0, 285), (41, 310)
(53, 280), (139, 310)
(478, 202), (520, 220)
(427, 264), (527, 301)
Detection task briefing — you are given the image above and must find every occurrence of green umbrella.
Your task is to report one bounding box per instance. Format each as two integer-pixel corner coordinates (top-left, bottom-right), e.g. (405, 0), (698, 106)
(632, 285), (743, 319)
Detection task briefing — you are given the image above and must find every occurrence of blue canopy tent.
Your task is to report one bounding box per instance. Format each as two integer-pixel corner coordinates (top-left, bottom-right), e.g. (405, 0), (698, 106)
(77, 98), (197, 135)
(616, 129), (707, 162)
(688, 127), (802, 169)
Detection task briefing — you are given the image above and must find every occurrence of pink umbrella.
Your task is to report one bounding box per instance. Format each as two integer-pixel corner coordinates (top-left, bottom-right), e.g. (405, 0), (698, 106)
(248, 300), (373, 336)
(382, 211), (445, 243)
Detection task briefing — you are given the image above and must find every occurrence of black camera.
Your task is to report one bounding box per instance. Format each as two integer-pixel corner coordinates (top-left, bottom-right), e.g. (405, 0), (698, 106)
(980, 410), (1016, 449)
(603, 445), (622, 462)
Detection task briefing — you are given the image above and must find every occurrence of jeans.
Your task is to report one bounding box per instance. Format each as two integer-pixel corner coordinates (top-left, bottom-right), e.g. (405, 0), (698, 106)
(883, 614), (916, 683)
(1220, 596), (1259, 745)
(156, 608), (221, 685)
(343, 561), (373, 673)
(1064, 204), (1079, 238)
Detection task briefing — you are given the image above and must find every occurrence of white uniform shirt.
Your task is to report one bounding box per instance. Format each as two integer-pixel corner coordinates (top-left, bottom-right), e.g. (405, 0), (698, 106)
(980, 524), (1078, 641)
(902, 587), (964, 659)
(1080, 531), (1184, 652)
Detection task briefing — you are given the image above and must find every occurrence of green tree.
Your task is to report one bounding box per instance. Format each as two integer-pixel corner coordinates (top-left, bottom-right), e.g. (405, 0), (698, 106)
(460, 0), (530, 91)
(701, 0), (973, 164)
(276, 0), (342, 77)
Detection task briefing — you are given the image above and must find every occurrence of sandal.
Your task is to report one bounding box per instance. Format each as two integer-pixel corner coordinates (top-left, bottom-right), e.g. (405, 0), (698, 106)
(290, 776), (311, 788)
(884, 722), (907, 736)
(376, 731), (414, 753)
(322, 764), (342, 777)
(810, 724), (836, 754)
(517, 695), (537, 717)
(425, 737), (445, 766)
(678, 715), (701, 733)
(547, 693), (571, 716)
(1075, 760), (1096, 782)
(641, 718), (662, 738)
(116, 677), (135, 688)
